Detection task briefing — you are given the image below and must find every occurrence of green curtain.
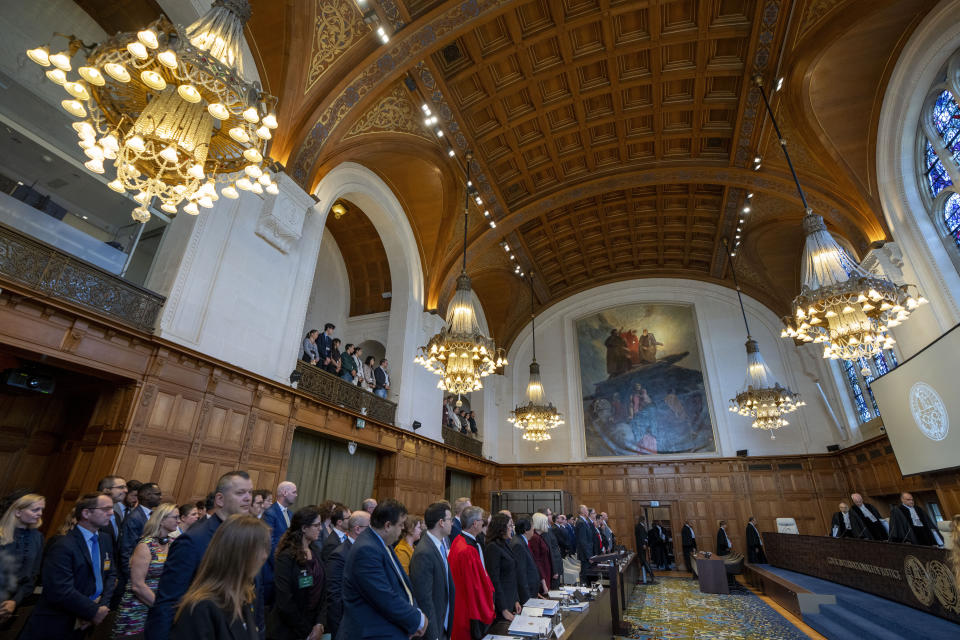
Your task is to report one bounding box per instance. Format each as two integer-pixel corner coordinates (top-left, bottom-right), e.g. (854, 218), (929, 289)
(286, 429), (377, 510)
(447, 470), (474, 503)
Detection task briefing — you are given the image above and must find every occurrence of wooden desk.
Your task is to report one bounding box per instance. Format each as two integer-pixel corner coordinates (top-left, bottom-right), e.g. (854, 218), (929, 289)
(695, 556), (729, 594)
(764, 532), (960, 624)
(488, 588), (612, 640)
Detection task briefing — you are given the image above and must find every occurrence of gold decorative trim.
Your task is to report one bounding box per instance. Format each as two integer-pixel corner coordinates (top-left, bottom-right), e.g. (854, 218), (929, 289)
(343, 83), (437, 142)
(305, 0), (370, 93)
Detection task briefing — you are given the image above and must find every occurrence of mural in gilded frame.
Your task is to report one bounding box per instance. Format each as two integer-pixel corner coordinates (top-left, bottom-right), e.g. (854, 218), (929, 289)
(576, 303), (716, 457)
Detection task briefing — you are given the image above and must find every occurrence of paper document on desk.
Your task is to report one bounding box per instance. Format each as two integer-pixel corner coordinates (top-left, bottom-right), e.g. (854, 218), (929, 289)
(508, 614), (553, 637)
(561, 601), (588, 612)
(522, 598), (559, 615)
(482, 636), (517, 640)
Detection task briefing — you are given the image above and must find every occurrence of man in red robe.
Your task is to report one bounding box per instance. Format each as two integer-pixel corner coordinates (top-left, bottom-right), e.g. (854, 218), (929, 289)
(448, 506), (494, 640)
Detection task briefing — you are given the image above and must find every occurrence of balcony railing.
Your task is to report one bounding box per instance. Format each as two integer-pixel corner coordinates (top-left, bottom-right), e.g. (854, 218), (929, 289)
(294, 360), (397, 425)
(442, 425), (483, 457)
(0, 223), (164, 332)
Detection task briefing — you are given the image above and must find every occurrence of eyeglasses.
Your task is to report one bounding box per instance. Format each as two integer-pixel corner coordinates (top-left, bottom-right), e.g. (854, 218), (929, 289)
(109, 485), (127, 490)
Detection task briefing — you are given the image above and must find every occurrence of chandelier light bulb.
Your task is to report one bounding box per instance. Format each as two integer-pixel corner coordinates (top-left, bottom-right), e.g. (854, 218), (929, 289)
(26, 46), (50, 66)
(61, 99), (87, 118)
(177, 84), (201, 103)
(236, 177), (253, 191)
(242, 148), (262, 163)
(45, 68), (67, 85)
(207, 103), (229, 120)
(221, 185), (239, 199)
(250, 182), (263, 195)
(244, 164), (262, 178)
(104, 62), (130, 82)
(161, 202), (178, 213)
(48, 50), (72, 71)
(64, 81), (90, 100)
(140, 70), (166, 90)
(137, 29), (159, 49)
(134, 191), (150, 204)
(107, 179), (125, 193)
(198, 195), (214, 209)
(255, 125), (271, 140)
(126, 41), (149, 59)
(242, 106), (259, 123)
(159, 145), (179, 163)
(72, 121), (95, 139)
(77, 66), (105, 86)
(261, 113), (278, 129)
(228, 127), (249, 143)
(100, 133), (119, 153)
(257, 172), (271, 186)
(84, 158), (105, 173)
(157, 49), (178, 69)
(183, 201), (200, 215)
(265, 182), (279, 195)
(125, 135), (145, 153)
(187, 163), (205, 179)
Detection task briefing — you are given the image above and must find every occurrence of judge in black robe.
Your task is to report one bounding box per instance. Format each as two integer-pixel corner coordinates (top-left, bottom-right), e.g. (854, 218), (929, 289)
(745, 517), (766, 563)
(888, 493), (943, 546)
(680, 522), (696, 575)
(850, 493), (887, 540)
(830, 502), (869, 538)
(647, 523), (668, 569)
(634, 519), (656, 584)
(716, 521), (731, 556)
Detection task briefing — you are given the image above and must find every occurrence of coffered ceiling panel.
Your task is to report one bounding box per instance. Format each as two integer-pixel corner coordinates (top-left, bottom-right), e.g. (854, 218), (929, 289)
(431, 0), (753, 210)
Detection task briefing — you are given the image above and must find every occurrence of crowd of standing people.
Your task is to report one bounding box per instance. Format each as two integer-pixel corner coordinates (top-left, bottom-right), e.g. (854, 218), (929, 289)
(301, 323), (391, 398)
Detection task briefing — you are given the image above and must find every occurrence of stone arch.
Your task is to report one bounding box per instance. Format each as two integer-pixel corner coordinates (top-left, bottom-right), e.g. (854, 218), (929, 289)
(877, 0), (960, 355)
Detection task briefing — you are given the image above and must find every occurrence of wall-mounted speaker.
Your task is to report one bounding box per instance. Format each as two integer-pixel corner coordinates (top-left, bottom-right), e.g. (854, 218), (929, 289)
(412, 420), (422, 431)
(736, 449), (748, 457)
(826, 444), (840, 452)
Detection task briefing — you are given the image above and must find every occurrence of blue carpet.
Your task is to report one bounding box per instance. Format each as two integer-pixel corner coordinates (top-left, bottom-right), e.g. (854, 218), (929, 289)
(759, 565), (960, 640)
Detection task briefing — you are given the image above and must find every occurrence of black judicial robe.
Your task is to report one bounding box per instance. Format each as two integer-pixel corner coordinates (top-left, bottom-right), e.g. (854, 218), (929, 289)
(889, 505), (943, 546)
(830, 510), (868, 539)
(852, 502), (887, 540)
(745, 524), (766, 564)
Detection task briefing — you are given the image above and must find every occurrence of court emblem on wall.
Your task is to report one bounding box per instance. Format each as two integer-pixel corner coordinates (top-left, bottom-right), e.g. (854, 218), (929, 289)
(909, 382), (949, 441)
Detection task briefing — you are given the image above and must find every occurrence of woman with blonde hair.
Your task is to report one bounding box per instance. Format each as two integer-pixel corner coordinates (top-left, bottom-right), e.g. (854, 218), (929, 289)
(112, 503), (179, 637)
(529, 512), (553, 594)
(170, 514), (269, 639)
(0, 493), (44, 626)
(393, 515), (423, 574)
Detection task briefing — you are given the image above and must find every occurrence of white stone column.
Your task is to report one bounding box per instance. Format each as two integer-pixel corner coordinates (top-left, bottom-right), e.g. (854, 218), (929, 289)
(150, 172), (318, 382)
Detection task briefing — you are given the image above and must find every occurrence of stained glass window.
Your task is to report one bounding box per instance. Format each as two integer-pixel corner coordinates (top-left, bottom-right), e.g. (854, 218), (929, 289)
(945, 192), (960, 250)
(857, 357), (881, 417)
(932, 90), (960, 159)
(872, 352), (890, 376)
(926, 140), (952, 196)
(841, 359), (872, 423)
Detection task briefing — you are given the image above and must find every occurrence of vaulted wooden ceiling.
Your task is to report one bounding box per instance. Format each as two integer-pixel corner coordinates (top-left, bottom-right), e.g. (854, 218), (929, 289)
(84, 0), (940, 347)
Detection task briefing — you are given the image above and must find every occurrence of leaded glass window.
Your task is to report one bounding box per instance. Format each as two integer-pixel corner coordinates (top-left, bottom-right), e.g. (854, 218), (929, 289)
(945, 192), (960, 249)
(838, 351), (898, 424)
(920, 83), (960, 257)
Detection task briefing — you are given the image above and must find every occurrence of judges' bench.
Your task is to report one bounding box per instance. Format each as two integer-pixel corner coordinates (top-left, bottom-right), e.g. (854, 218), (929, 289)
(763, 532), (960, 624)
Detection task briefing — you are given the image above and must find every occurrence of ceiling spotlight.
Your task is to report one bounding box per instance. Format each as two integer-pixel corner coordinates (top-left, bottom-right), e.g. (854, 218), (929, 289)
(754, 163), (762, 171)
(503, 243), (510, 251)
(776, 77), (785, 91)
(484, 210), (490, 217)
(448, 148), (455, 157)
(743, 207), (751, 213)
(747, 192), (754, 199)
(421, 103), (430, 113)
(474, 196), (482, 205)
(437, 129), (444, 137)
(754, 156), (761, 163)
(489, 220), (496, 228)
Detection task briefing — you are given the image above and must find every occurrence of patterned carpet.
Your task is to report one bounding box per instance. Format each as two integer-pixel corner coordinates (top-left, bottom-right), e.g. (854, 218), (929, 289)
(619, 577), (810, 640)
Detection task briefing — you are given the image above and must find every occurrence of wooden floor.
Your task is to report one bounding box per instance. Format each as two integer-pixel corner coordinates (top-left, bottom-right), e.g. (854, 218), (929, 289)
(647, 570), (827, 640)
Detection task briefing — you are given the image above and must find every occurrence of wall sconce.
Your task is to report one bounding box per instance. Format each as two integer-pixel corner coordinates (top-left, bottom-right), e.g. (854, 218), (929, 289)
(331, 202), (347, 219)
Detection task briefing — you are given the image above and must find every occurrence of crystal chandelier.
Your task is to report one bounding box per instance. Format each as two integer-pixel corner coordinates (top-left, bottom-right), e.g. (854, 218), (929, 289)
(415, 154), (506, 396)
(726, 250), (804, 438)
(752, 77), (926, 366)
(26, 0), (280, 223)
(508, 275), (563, 442)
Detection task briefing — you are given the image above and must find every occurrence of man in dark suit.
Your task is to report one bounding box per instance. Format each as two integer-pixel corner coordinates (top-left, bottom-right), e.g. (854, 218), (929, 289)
(97, 475), (127, 550)
(318, 323), (335, 369)
(561, 514), (576, 555)
(448, 497), (471, 545)
(680, 521), (697, 575)
(338, 499), (427, 639)
(574, 505), (600, 583)
(374, 358), (391, 399)
(511, 518), (541, 603)
(540, 513), (563, 589)
(145, 471), (253, 640)
(647, 522), (668, 569)
(850, 493), (888, 540)
(261, 480), (297, 604)
(745, 517), (766, 563)
(320, 504), (349, 563)
(634, 518), (656, 584)
(716, 520), (732, 556)
(325, 510), (370, 640)
(410, 502), (455, 640)
(21, 493), (116, 639)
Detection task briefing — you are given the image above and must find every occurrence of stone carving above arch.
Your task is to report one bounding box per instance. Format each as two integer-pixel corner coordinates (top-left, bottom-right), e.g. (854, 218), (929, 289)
(343, 82), (438, 143)
(305, 0), (370, 93)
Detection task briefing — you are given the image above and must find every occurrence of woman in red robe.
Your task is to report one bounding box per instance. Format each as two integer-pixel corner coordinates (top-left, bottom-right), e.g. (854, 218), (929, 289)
(448, 511), (495, 640)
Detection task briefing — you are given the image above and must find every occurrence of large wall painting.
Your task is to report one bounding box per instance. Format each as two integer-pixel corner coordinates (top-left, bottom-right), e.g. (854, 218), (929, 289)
(576, 303), (716, 457)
